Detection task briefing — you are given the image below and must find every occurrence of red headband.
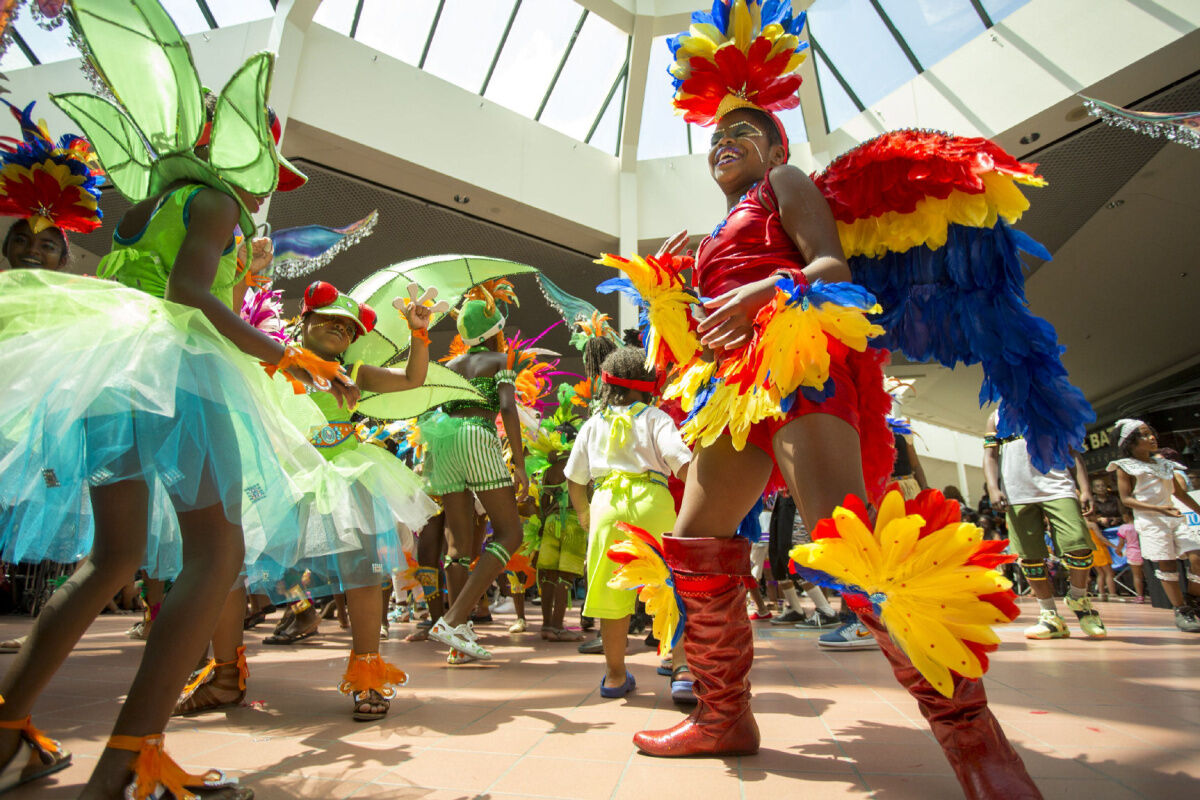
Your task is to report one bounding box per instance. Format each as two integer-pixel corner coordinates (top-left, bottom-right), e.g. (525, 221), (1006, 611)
(602, 371), (656, 393)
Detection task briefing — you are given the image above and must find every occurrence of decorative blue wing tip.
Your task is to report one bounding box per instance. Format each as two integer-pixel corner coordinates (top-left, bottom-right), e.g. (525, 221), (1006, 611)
(774, 276), (878, 311)
(851, 220), (1093, 473)
(791, 565), (875, 611)
(886, 416), (915, 436)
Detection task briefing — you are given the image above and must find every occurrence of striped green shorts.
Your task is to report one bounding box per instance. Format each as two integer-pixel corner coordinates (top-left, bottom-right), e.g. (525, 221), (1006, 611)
(424, 416), (513, 496)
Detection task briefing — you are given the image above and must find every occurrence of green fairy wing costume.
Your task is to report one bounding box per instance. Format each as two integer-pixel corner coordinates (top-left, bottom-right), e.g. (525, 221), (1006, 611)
(51, 0), (304, 237)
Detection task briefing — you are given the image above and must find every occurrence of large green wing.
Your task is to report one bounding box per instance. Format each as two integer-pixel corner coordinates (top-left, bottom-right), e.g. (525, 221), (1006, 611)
(50, 93), (154, 200)
(345, 255), (539, 367)
(68, 0), (204, 156)
(210, 52), (278, 196)
(355, 363), (484, 421)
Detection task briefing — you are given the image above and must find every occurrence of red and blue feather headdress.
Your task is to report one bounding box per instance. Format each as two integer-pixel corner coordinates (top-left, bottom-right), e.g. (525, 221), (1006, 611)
(0, 99), (105, 234)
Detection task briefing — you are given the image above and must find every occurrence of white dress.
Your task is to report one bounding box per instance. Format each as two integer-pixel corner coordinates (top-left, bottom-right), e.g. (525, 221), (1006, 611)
(1107, 457), (1200, 562)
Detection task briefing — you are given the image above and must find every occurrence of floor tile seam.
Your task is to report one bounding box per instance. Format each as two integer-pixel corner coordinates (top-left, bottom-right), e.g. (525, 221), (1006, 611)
(606, 748), (636, 800)
(779, 656), (869, 786)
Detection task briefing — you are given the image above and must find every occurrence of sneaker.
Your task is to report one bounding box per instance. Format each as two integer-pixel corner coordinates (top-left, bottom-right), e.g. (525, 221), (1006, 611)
(749, 610), (773, 621)
(818, 621), (878, 649)
(491, 597), (515, 615)
(1024, 610), (1070, 640)
(429, 618), (492, 660)
(1174, 606), (1200, 633)
(796, 610), (841, 629)
(125, 621), (148, 640)
(1133, 595), (1146, 604)
(1065, 595), (1107, 638)
(770, 610), (805, 625)
(508, 618), (527, 634)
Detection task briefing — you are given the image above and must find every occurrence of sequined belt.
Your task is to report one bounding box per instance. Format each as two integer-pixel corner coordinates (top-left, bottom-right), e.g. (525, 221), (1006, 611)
(309, 421), (357, 448)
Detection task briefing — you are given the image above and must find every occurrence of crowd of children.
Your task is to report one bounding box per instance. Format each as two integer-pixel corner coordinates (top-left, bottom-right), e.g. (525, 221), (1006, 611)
(3, 3), (1198, 800)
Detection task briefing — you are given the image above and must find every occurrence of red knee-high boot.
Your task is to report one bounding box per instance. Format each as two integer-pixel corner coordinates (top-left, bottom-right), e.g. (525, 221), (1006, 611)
(856, 610), (1042, 799)
(633, 536), (760, 757)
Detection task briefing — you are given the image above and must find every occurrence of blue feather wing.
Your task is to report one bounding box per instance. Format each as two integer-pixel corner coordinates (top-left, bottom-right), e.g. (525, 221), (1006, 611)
(852, 221), (1094, 473)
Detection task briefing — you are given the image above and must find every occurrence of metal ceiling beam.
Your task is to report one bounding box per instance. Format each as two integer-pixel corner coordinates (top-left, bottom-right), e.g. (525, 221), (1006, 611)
(585, 36), (631, 146)
(808, 34), (866, 128)
(348, 0), (366, 38)
(7, 27), (39, 65)
(194, 0), (218, 29)
(867, 0), (922, 74)
(535, 9), (589, 121)
(573, 0), (634, 34)
(968, 0), (995, 28)
(618, 13), (654, 171)
(480, 0), (522, 95)
(418, 0), (446, 70)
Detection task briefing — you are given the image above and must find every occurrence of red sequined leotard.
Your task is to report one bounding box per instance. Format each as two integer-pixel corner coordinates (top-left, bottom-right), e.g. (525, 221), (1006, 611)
(690, 173), (893, 496)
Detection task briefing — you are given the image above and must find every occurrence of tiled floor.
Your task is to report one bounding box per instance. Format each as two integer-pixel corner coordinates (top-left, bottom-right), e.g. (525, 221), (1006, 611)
(3, 599), (1198, 799)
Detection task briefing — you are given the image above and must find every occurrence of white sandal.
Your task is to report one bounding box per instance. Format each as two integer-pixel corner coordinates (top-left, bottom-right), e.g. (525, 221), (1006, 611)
(429, 619), (491, 660)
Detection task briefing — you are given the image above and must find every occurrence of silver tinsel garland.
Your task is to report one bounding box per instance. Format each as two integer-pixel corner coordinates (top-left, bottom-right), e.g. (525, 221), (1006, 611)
(1083, 98), (1200, 150)
(271, 211), (379, 281)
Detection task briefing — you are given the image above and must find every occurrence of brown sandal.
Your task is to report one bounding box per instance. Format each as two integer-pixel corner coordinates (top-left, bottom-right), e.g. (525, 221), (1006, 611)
(0, 716), (71, 792)
(339, 652), (407, 721)
(351, 689), (390, 721)
(172, 646), (248, 717)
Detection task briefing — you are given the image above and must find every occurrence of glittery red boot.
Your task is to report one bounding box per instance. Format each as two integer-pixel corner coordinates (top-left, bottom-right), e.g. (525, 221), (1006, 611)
(632, 536), (759, 757)
(857, 610), (1042, 799)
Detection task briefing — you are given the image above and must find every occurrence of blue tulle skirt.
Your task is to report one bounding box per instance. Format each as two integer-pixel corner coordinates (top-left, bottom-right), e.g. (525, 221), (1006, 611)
(0, 270), (354, 580)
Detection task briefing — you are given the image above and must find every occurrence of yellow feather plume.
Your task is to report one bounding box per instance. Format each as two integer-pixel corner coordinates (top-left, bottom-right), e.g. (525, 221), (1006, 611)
(790, 491), (1016, 697)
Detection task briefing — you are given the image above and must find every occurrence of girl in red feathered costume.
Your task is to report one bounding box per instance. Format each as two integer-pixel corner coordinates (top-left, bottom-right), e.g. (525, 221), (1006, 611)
(600, 3), (1042, 798)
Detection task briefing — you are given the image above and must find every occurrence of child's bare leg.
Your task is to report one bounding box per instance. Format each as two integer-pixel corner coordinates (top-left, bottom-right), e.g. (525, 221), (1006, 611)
(83, 500), (245, 798)
(538, 570), (555, 633)
(441, 487), (524, 628)
(1186, 552), (1200, 599)
(442, 492), (474, 608)
(600, 616), (629, 688)
(1131, 563), (1145, 597)
(416, 514), (445, 624)
(0, 481), (149, 765)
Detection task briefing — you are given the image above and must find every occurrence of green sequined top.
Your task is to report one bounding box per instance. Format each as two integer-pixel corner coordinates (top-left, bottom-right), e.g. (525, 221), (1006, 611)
(97, 184), (242, 309)
(440, 369), (516, 415)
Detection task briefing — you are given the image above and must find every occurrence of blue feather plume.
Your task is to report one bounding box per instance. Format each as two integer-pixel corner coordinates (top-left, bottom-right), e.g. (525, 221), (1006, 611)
(851, 220), (1093, 473)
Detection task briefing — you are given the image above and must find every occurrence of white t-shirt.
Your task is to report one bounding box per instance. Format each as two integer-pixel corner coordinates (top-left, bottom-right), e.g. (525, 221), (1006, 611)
(564, 403), (691, 484)
(999, 438), (1077, 506)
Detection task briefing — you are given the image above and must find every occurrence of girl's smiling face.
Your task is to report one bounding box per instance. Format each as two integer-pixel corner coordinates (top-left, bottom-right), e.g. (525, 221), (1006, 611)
(708, 109), (786, 198)
(4, 220), (67, 270)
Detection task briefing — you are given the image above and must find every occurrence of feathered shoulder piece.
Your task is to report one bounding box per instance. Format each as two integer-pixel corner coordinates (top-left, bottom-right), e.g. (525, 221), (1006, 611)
(814, 129), (1093, 474)
(668, 0), (809, 126)
(0, 99), (104, 234)
(595, 252), (699, 375)
(814, 129), (1046, 259)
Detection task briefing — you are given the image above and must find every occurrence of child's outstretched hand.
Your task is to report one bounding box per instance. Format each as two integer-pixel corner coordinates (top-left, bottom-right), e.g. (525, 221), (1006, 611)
(698, 276), (778, 352)
(393, 283), (449, 331)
